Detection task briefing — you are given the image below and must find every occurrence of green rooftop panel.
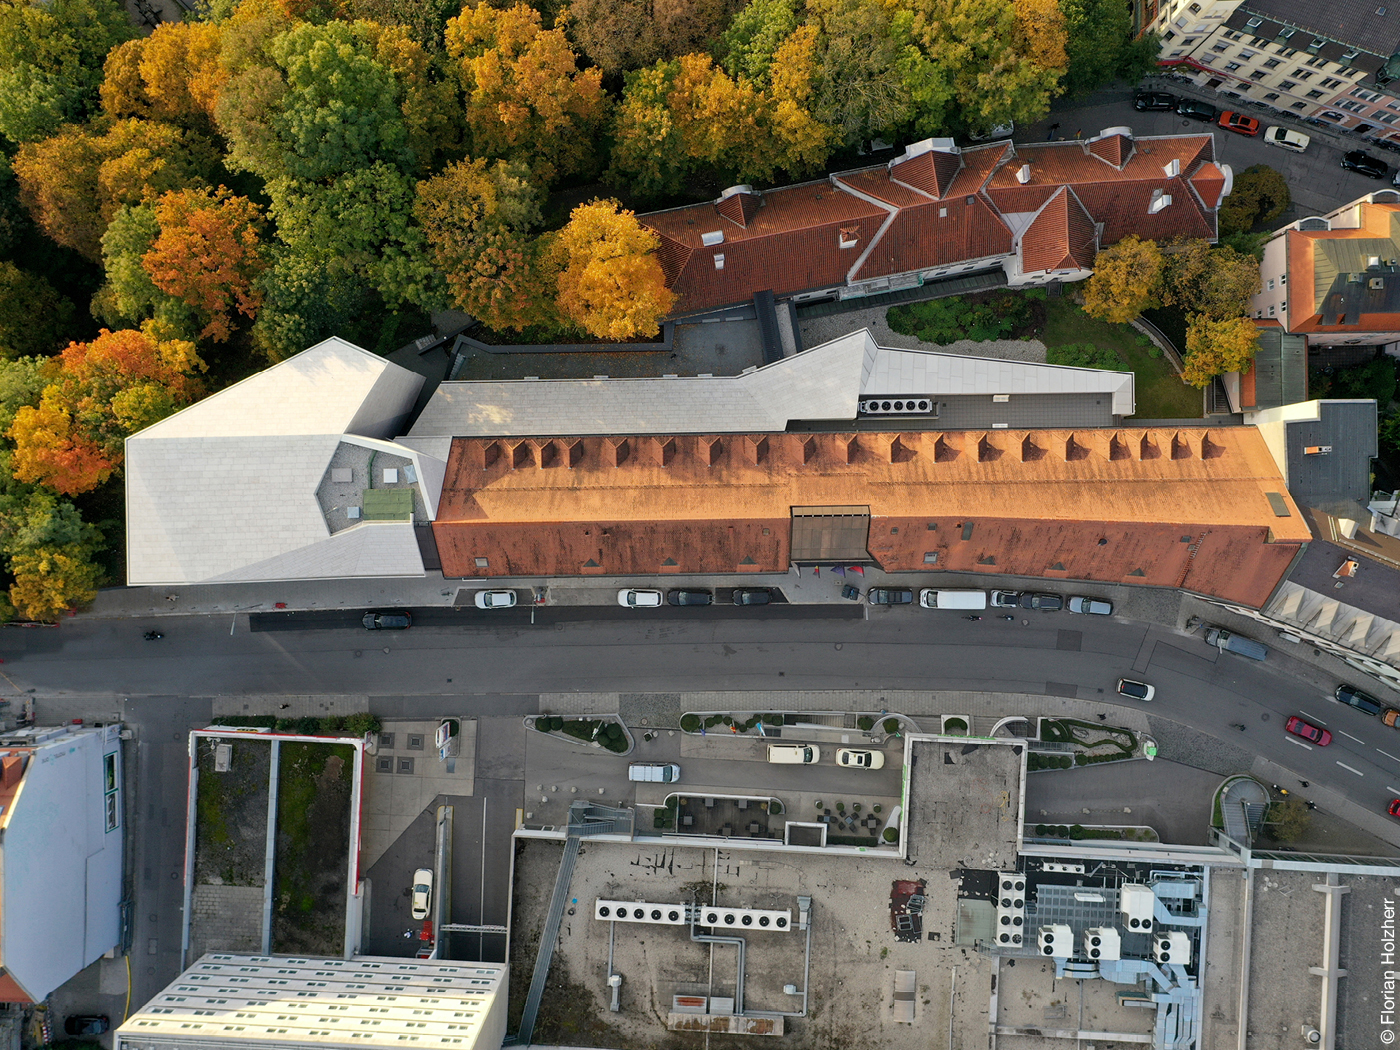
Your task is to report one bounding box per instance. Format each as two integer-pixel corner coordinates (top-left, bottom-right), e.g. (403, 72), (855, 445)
(361, 488), (414, 521)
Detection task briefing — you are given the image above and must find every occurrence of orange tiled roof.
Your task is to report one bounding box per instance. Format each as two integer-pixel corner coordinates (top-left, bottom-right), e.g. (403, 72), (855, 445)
(1021, 187), (1099, 273)
(433, 427), (1309, 607)
(641, 133), (1221, 316)
(1281, 202), (1400, 334)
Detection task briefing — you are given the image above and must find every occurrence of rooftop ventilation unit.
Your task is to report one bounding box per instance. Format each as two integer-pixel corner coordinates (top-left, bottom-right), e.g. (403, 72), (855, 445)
(1154, 931), (1192, 966)
(595, 900), (688, 925)
(1039, 924), (1073, 958)
(1042, 862), (1085, 874)
(1120, 884), (1155, 932)
(1245, 15), (1262, 27)
(1083, 927), (1121, 962)
(699, 907), (792, 931)
(1370, 255), (1382, 268)
(859, 397), (934, 415)
(1372, 278), (1386, 289)
(713, 253), (725, 270)
(995, 874), (1026, 948)
(701, 230), (725, 246)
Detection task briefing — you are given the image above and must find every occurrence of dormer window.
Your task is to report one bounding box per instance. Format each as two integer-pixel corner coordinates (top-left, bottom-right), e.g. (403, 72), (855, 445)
(839, 227), (859, 249)
(1149, 190), (1173, 214)
(713, 253), (725, 270)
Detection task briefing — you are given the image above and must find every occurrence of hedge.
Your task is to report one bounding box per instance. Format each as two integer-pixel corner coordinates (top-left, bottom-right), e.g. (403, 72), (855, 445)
(857, 715), (875, 731)
(680, 714), (701, 732)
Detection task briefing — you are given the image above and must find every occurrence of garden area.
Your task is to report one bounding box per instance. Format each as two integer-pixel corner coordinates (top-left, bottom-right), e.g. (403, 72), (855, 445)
(1032, 822), (1158, 843)
(885, 289), (1201, 419)
(532, 715), (629, 753)
(272, 741), (355, 955)
(195, 737), (270, 888)
(1038, 717), (1139, 766)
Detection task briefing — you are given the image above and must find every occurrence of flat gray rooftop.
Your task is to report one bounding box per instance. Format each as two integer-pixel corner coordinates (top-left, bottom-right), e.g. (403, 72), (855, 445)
(905, 738), (1022, 871)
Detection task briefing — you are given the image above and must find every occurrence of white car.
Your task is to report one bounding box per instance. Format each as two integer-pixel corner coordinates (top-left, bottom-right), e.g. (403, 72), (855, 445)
(835, 748), (886, 769)
(617, 588), (663, 608)
(411, 868), (433, 920)
(474, 589), (517, 609)
(1117, 679), (1155, 702)
(1262, 126), (1310, 153)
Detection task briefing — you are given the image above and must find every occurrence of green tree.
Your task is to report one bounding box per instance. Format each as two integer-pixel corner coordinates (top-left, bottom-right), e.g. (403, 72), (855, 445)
(0, 357), (49, 435)
(91, 204), (196, 334)
(719, 0), (797, 83)
(1181, 314), (1260, 387)
(0, 0), (138, 145)
(608, 62), (690, 199)
(1267, 798), (1312, 843)
(1082, 235), (1163, 323)
(251, 249), (374, 362)
(1059, 0), (1134, 96)
(0, 262), (74, 359)
(571, 0), (741, 74)
(1219, 164), (1291, 236)
(810, 0), (914, 145)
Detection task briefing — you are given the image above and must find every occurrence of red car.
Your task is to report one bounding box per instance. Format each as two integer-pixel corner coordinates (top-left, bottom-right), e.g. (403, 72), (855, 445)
(1218, 110), (1261, 136)
(1285, 715), (1332, 746)
(1389, 799), (1400, 819)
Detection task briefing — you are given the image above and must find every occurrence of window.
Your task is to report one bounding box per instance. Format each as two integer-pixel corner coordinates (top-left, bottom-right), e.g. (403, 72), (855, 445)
(1164, 29), (1177, 40)
(1264, 92), (1280, 100)
(1381, 112), (1400, 124)
(1322, 110), (1346, 121)
(1251, 70), (1268, 80)
(1171, 48), (1186, 56)
(1225, 61), (1242, 71)
(1281, 301), (1287, 311)
(1239, 49), (1256, 60)
(1280, 274), (1286, 285)
(1267, 278), (1275, 290)
(1212, 42), (1230, 52)
(1201, 54), (1217, 64)
(1352, 87), (1381, 100)
(1268, 305), (1276, 316)
(1291, 101), (1308, 109)
(1340, 99), (1368, 111)
(1264, 57), (1281, 68)
(1292, 69), (1313, 80)
(1279, 80), (1296, 91)
(1322, 77), (1343, 88)
(1306, 89), (1325, 99)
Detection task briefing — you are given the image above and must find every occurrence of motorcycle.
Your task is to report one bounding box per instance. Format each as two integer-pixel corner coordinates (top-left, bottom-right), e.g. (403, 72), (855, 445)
(143, 630), (164, 641)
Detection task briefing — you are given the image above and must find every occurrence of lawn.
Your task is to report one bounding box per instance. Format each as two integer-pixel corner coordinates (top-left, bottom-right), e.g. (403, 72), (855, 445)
(1042, 299), (1202, 420)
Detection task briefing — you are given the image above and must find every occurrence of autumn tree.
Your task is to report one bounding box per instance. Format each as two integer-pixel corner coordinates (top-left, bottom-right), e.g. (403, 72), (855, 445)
(1163, 240), (1261, 320)
(1219, 164), (1290, 236)
(720, 0), (797, 83)
(414, 158), (551, 332)
(1181, 314), (1260, 387)
(570, 0), (741, 74)
(13, 119), (219, 261)
(0, 0), (138, 144)
(100, 22), (226, 128)
(445, 3), (607, 184)
(553, 200), (675, 340)
(0, 262), (74, 359)
(1082, 235), (1163, 324)
(143, 187), (268, 342)
(92, 204), (195, 334)
(808, 0), (913, 146)
(9, 323), (204, 495)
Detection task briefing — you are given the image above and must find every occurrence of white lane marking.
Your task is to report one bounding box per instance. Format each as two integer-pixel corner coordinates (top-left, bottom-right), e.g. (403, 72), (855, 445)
(1379, 749), (1400, 763)
(1388, 786), (1400, 795)
(1299, 709), (1327, 724)
(1335, 762), (1365, 777)
(1341, 731), (1368, 745)
(1285, 736), (1313, 751)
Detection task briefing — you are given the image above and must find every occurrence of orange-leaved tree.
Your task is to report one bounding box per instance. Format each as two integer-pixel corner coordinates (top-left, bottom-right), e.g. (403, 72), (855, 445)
(10, 323), (205, 495)
(143, 187), (268, 342)
(553, 199), (674, 340)
(100, 21), (227, 127)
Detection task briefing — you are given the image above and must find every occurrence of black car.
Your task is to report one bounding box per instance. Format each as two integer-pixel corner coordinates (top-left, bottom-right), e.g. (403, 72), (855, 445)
(1134, 91), (1177, 111)
(362, 611), (412, 630)
(1176, 98), (1217, 121)
(667, 589), (712, 606)
(732, 588), (772, 605)
(1335, 683), (1385, 715)
(1342, 150), (1389, 179)
(65, 1016), (110, 1037)
(868, 587), (914, 605)
(1019, 592), (1064, 611)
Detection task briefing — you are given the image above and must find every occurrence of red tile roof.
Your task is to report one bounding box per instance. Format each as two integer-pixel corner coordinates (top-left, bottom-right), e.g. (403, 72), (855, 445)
(640, 132), (1223, 316)
(1021, 188), (1099, 273)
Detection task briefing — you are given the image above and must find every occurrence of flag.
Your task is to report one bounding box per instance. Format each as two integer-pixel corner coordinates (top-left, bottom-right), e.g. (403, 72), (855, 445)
(813, 566), (820, 576)
(832, 566), (846, 577)
(849, 565), (865, 575)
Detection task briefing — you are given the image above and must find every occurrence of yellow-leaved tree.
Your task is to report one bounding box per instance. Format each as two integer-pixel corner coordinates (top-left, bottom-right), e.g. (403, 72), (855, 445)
(1181, 314), (1261, 388)
(553, 200), (675, 340)
(1081, 235), (1163, 324)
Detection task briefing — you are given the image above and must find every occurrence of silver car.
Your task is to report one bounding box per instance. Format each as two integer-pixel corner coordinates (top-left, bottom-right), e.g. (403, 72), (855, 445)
(1067, 596), (1113, 615)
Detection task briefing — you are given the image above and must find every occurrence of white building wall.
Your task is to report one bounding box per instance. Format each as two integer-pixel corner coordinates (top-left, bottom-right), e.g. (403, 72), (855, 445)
(1250, 234), (1290, 322)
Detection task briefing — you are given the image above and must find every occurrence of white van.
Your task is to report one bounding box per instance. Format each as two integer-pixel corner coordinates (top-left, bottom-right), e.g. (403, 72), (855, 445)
(767, 744), (820, 764)
(627, 763), (681, 783)
(918, 589), (987, 610)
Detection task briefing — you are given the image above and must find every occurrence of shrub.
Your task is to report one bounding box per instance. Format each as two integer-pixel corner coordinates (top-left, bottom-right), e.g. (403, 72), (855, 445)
(345, 713), (382, 736)
(1047, 342), (1123, 370)
(322, 715), (346, 730)
(769, 800), (783, 815)
(1036, 823), (1047, 835)
(1069, 824), (1085, 840)
(852, 802), (861, 814)
(293, 716), (322, 735)
(815, 800), (824, 810)
(882, 827), (898, 843)
(744, 716), (759, 730)
(681, 714), (701, 732)
(722, 715), (734, 726)
(944, 716), (968, 733)
(1028, 755), (1042, 771)
(873, 804), (882, 814)
(1148, 347), (1163, 359)
(561, 720), (594, 741)
(1058, 756), (1072, 769)
(883, 717), (900, 734)
(1057, 825), (1070, 837)
(762, 713), (782, 726)
(836, 801), (845, 813)
(704, 715), (721, 728)
(549, 716), (564, 731)
(1075, 754), (1088, 765)
(857, 715), (875, 731)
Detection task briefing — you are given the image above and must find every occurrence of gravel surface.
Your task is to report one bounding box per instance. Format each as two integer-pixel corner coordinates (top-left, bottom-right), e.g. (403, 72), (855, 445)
(799, 303), (1049, 362)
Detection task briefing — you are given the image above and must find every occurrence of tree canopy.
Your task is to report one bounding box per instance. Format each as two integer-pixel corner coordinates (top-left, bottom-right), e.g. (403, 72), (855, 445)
(1081, 236), (1162, 324)
(553, 200), (675, 339)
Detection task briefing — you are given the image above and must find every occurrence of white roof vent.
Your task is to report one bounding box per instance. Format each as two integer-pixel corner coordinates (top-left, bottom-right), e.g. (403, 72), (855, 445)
(347, 507), (361, 519)
(719, 184), (755, 200)
(1163, 158), (1181, 177)
(701, 230), (725, 246)
(1149, 191), (1173, 214)
(1016, 164), (1031, 184)
(713, 253), (725, 270)
(1369, 255), (1382, 268)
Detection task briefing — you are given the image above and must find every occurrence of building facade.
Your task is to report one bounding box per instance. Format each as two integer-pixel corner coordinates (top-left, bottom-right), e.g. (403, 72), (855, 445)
(1151, 0), (1400, 146)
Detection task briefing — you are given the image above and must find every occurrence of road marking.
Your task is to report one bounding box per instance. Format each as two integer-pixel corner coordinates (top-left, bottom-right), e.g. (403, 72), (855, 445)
(1298, 709), (1327, 725)
(1335, 762), (1365, 777)
(1388, 786), (1400, 796)
(1285, 736), (1313, 751)
(1341, 731), (1368, 745)
(1379, 749), (1400, 764)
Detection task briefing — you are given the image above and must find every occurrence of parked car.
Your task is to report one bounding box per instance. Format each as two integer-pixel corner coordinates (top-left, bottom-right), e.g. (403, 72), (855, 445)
(1284, 715), (1332, 746)
(767, 743), (819, 764)
(64, 1016), (110, 1037)
(667, 589), (713, 606)
(628, 762), (681, 782)
(1176, 98), (1217, 121)
(1382, 708), (1400, 728)
(1019, 592), (1063, 611)
(1217, 110), (1260, 136)
(732, 588), (772, 605)
(1262, 126), (1310, 153)
(990, 590), (1022, 608)
(1335, 683), (1385, 715)
(1067, 596), (1113, 615)
(836, 748), (886, 770)
(1133, 91), (1177, 111)
(1117, 678), (1155, 701)
(1390, 798), (1400, 820)
(473, 589), (516, 609)
(410, 868), (433, 920)
(617, 588), (663, 608)
(362, 611), (411, 630)
(1342, 150), (1389, 179)
(868, 588), (914, 605)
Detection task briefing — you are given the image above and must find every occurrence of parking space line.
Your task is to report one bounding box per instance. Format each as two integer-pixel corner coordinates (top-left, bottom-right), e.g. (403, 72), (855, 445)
(1388, 786), (1400, 795)
(1299, 709), (1327, 724)
(1284, 736), (1313, 750)
(1341, 731), (1368, 745)
(1336, 762), (1365, 777)
(1379, 749), (1400, 764)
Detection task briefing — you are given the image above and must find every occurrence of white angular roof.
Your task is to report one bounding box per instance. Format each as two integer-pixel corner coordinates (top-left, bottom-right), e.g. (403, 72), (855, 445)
(125, 338), (428, 586)
(408, 328), (1134, 437)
